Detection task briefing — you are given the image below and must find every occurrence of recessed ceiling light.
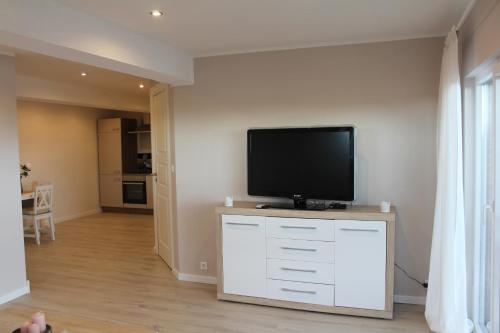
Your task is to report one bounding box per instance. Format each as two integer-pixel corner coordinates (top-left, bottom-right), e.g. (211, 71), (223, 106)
(81, 72), (87, 77)
(139, 83), (145, 89)
(150, 10), (163, 17)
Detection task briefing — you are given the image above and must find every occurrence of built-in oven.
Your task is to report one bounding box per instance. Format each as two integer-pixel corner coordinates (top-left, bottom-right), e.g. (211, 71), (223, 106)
(122, 175), (147, 207)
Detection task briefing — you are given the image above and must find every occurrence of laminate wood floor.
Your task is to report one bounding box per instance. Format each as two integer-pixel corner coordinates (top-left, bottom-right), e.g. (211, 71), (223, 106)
(0, 213), (431, 333)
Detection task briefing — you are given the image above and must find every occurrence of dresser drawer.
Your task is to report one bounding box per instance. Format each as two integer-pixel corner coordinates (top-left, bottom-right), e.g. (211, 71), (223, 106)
(267, 279), (334, 306)
(266, 217), (334, 241)
(267, 238), (334, 263)
(267, 259), (334, 284)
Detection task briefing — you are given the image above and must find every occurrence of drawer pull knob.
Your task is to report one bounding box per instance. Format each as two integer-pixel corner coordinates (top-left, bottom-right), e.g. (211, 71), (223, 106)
(281, 267), (317, 273)
(280, 225), (317, 230)
(281, 288), (316, 294)
(281, 246), (317, 252)
(340, 227), (379, 232)
(225, 222), (259, 226)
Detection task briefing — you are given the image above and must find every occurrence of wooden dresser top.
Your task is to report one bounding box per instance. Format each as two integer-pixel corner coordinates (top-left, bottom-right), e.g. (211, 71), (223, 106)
(216, 201), (396, 223)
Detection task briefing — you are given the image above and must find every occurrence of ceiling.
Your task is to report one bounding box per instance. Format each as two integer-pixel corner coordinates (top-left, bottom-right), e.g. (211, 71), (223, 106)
(15, 51), (152, 97)
(55, 0), (470, 57)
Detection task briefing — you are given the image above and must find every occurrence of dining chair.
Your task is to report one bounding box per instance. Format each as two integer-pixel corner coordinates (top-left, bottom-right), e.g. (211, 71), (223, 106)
(23, 184), (55, 245)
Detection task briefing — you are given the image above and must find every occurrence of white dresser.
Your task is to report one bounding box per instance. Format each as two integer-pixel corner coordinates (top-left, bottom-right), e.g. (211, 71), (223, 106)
(216, 202), (395, 319)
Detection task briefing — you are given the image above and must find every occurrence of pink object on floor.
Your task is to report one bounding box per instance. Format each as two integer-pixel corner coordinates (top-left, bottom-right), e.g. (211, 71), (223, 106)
(28, 324), (40, 333)
(31, 312), (46, 331)
(20, 321), (31, 333)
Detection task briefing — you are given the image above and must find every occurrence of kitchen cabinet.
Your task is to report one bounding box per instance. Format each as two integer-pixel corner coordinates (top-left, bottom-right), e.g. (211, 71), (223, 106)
(98, 118), (121, 134)
(97, 118), (136, 208)
(98, 132), (122, 175)
(99, 174), (123, 207)
(137, 132), (152, 154)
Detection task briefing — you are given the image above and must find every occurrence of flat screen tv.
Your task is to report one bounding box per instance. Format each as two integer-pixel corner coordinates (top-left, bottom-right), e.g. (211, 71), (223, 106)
(247, 127), (354, 204)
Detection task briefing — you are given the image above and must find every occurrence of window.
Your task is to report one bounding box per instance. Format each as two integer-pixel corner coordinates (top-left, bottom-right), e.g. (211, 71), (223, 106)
(493, 75), (500, 333)
(469, 64), (499, 333)
(475, 79), (494, 333)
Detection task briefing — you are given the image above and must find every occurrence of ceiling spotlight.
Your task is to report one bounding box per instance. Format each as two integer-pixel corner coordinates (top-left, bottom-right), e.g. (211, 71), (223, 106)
(81, 72), (87, 77)
(150, 10), (164, 17)
(139, 83), (145, 89)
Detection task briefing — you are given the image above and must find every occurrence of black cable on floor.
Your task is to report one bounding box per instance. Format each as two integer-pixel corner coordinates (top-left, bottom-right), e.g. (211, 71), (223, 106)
(395, 262), (428, 288)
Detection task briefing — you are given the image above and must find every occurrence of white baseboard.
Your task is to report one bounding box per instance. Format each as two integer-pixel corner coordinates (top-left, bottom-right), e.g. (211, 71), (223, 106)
(55, 208), (102, 224)
(394, 294), (426, 305)
(173, 270), (217, 285)
(171, 274), (427, 304)
(172, 270), (425, 305)
(171, 268), (425, 304)
(0, 280), (30, 305)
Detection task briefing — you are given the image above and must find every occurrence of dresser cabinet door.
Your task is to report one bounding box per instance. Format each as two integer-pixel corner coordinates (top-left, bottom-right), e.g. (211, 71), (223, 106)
(334, 220), (387, 310)
(222, 215), (266, 298)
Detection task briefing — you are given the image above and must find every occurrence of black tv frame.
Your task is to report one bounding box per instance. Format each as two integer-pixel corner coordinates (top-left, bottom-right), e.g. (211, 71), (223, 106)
(247, 126), (355, 209)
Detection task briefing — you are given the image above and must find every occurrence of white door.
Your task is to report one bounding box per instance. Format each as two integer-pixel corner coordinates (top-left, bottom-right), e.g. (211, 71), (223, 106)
(334, 220), (387, 310)
(222, 215), (266, 297)
(150, 84), (174, 268)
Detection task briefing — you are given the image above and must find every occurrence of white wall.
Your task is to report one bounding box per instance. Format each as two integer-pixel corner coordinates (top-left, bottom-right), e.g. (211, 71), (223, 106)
(173, 37), (443, 299)
(0, 55), (29, 304)
(17, 100), (144, 222)
(0, 0), (193, 85)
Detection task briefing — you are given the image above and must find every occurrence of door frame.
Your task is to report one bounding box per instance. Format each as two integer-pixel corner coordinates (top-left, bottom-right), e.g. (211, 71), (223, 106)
(150, 83), (176, 269)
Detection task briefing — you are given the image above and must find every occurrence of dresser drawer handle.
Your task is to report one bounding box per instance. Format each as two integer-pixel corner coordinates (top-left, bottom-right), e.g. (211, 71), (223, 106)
(281, 267), (317, 273)
(225, 222), (259, 226)
(281, 246), (317, 252)
(280, 225), (317, 230)
(340, 227), (379, 232)
(281, 288), (317, 294)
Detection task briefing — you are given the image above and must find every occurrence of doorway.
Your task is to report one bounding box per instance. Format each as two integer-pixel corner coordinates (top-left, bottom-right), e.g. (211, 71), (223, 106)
(14, 53), (177, 277)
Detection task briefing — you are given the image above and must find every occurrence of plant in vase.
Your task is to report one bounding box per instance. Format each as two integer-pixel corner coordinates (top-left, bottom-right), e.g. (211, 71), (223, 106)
(20, 163), (32, 193)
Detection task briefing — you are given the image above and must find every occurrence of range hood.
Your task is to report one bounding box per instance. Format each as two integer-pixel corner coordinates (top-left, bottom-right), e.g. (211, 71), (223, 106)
(128, 124), (151, 134)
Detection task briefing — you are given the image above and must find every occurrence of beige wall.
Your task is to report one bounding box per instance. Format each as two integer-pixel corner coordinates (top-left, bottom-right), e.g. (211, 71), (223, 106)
(461, 0), (500, 75)
(173, 37), (443, 299)
(17, 100), (144, 222)
(0, 55), (28, 302)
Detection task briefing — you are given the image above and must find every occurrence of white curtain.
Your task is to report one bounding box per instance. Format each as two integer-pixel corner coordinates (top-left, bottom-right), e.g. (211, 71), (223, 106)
(425, 27), (469, 333)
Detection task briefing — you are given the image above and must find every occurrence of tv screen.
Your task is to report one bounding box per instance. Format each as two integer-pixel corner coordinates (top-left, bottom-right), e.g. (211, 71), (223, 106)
(247, 127), (354, 201)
